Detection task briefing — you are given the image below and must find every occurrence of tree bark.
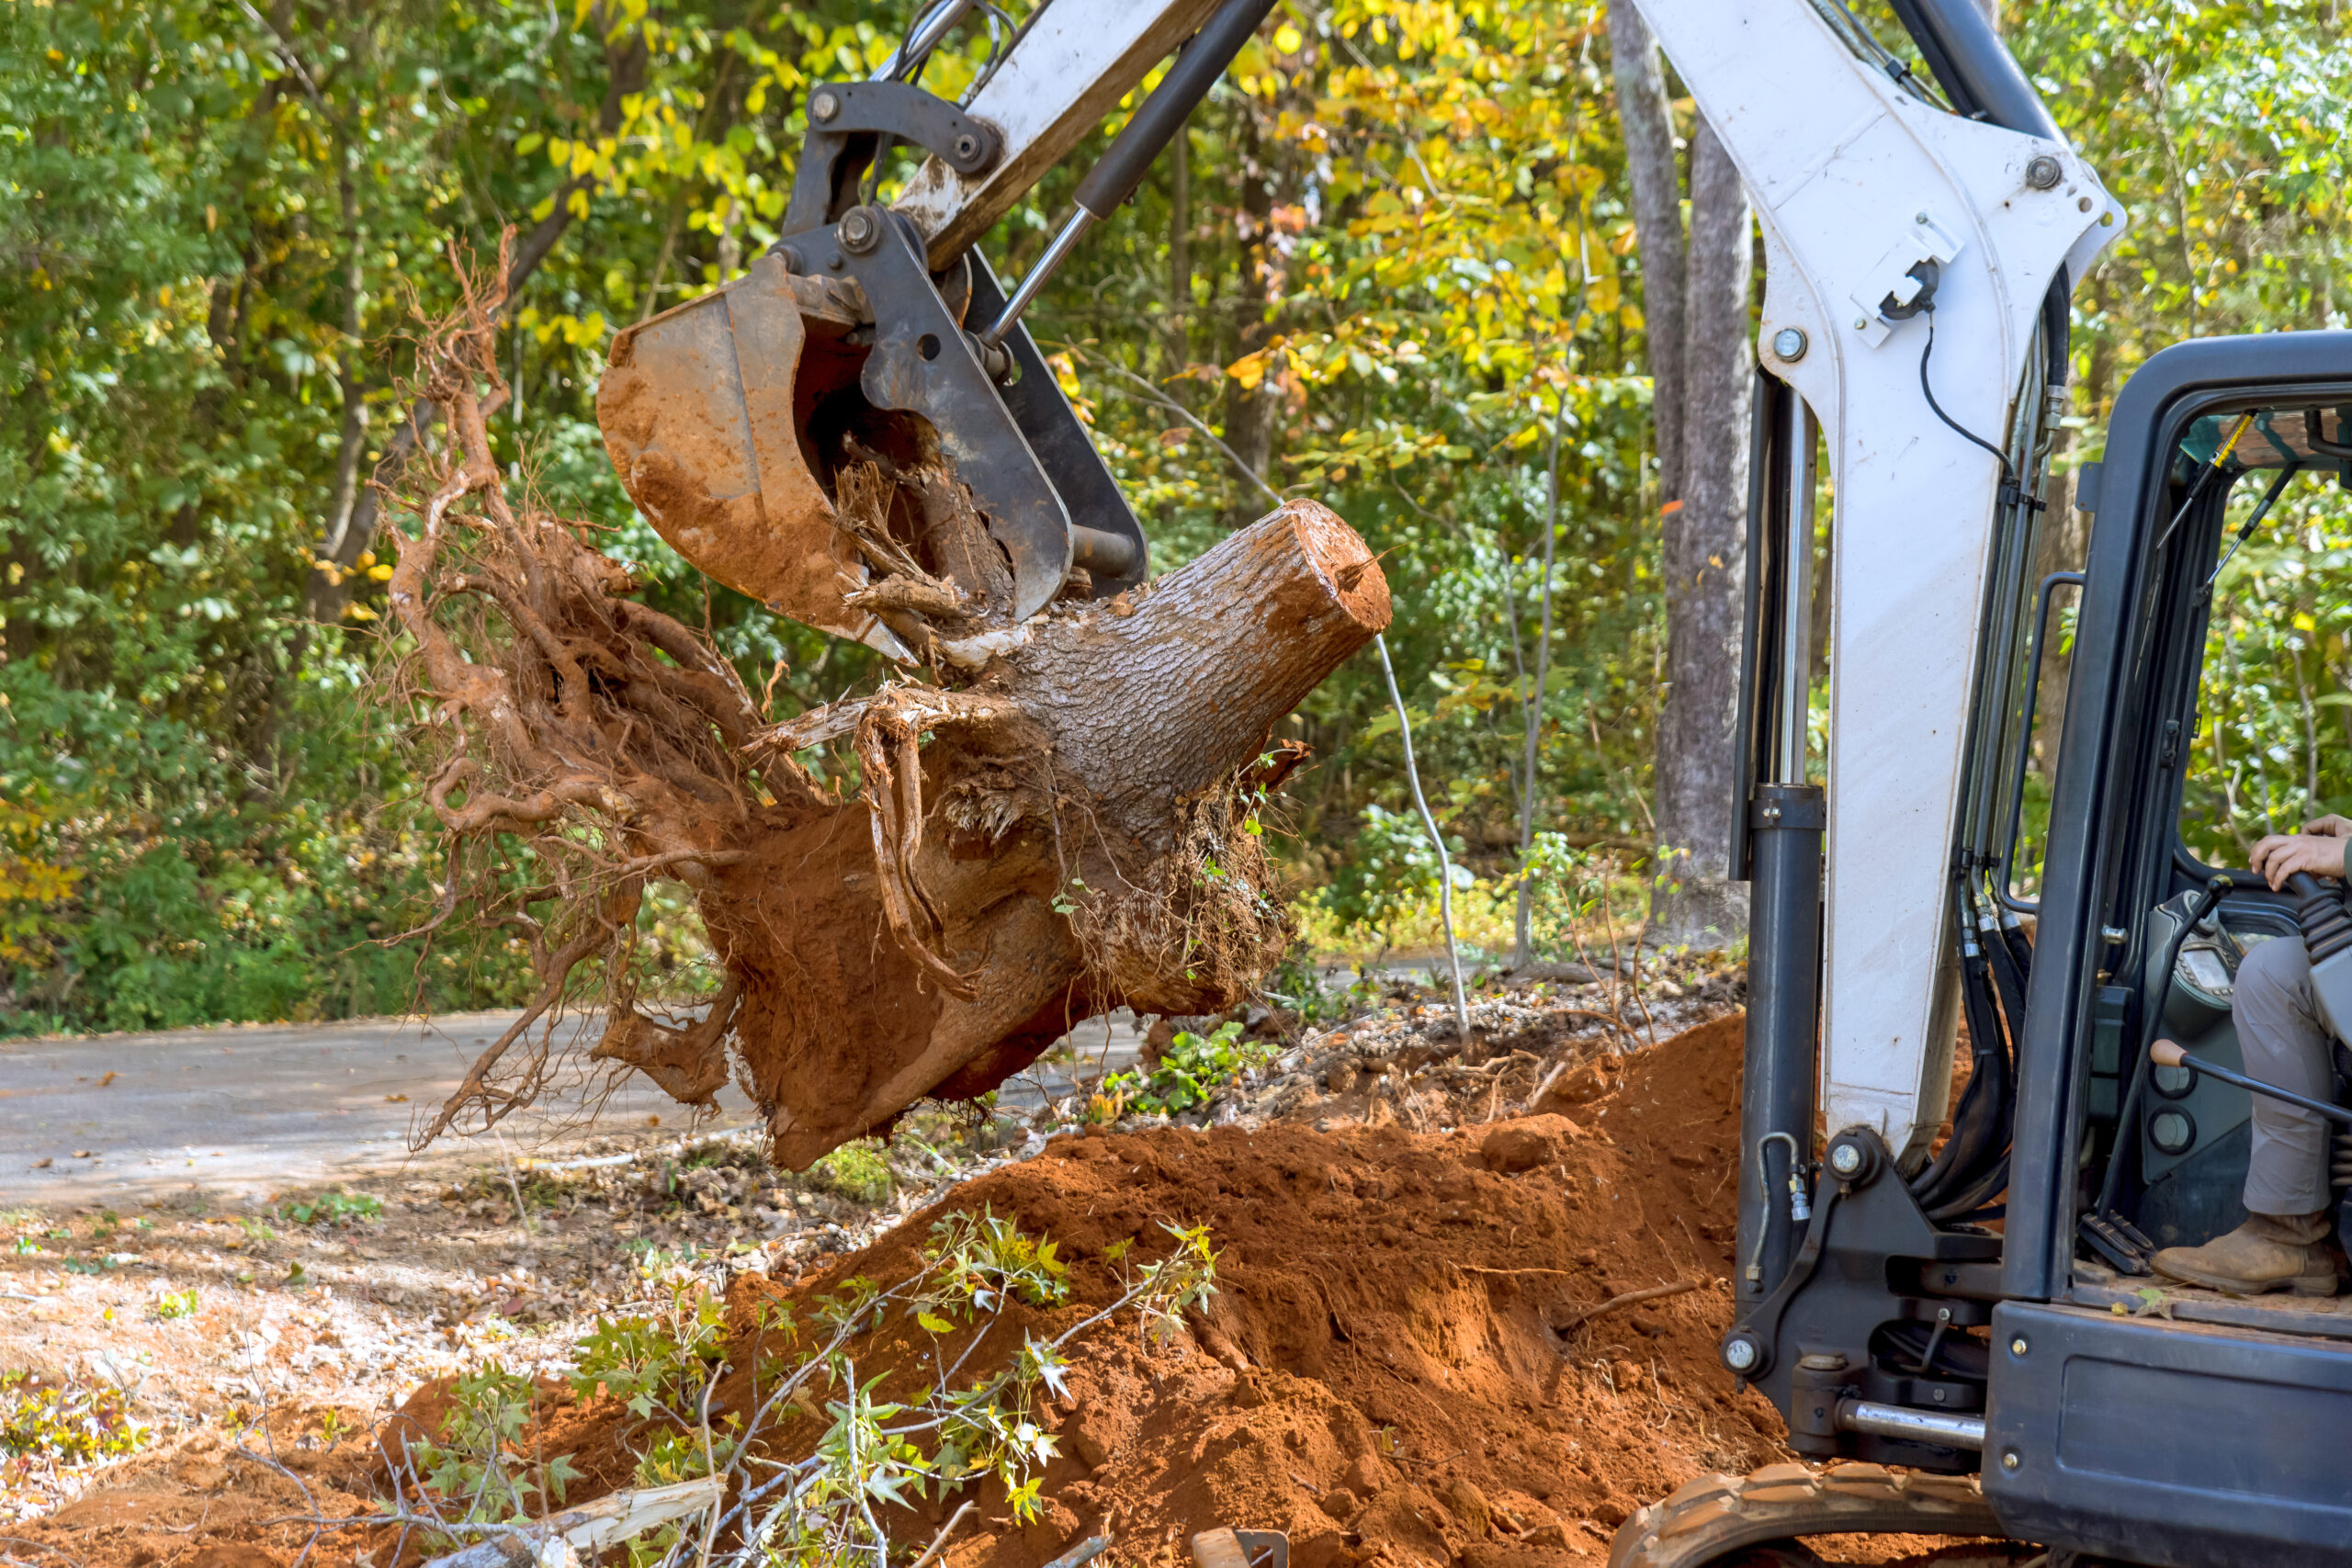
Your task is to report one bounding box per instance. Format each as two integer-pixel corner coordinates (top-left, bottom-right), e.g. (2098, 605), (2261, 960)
(1605, 0), (1689, 504)
(1651, 119), (1752, 948)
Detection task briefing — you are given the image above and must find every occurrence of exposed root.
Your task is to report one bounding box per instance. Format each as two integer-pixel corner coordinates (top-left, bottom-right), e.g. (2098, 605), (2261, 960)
(378, 236), (791, 1146)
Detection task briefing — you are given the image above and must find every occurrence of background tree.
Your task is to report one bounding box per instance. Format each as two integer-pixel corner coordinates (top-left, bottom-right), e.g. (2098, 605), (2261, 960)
(1604, 0), (1753, 948)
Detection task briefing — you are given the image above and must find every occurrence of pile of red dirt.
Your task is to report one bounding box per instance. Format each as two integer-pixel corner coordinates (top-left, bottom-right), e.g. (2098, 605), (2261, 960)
(22, 1013), (1926, 1568)
(580, 1010), (1776, 1568)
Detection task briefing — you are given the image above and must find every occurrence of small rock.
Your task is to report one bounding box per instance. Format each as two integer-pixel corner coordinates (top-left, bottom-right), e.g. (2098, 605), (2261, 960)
(1343, 1452), (1391, 1497)
(1521, 1522), (1571, 1549)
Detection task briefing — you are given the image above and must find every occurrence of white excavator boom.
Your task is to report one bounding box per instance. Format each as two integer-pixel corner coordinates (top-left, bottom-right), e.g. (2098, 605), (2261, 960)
(1629, 0), (2121, 1156)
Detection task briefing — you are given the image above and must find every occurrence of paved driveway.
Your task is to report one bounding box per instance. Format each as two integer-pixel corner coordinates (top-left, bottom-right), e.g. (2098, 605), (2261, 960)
(0, 1008), (1143, 1207)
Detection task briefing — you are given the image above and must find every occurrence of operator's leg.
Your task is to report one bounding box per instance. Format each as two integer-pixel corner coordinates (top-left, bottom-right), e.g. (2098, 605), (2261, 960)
(2153, 934), (2340, 1297)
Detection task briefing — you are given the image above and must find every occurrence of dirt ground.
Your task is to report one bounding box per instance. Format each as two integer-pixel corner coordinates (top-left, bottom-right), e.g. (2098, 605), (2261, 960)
(0, 971), (2007, 1568)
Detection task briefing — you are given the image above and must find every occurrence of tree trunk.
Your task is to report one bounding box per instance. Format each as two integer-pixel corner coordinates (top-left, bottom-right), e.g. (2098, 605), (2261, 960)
(380, 272), (1389, 1168)
(730, 503), (1390, 1164)
(1651, 119), (1753, 948)
(1166, 127), (1192, 372)
(1605, 0), (1689, 505)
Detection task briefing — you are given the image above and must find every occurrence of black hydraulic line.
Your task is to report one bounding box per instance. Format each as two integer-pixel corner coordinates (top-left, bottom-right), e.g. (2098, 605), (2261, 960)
(1928, 1147), (2010, 1224)
(2041, 268), (2071, 389)
(1943, 960), (2015, 1199)
(1912, 893), (2012, 1210)
(1883, 0), (2061, 139)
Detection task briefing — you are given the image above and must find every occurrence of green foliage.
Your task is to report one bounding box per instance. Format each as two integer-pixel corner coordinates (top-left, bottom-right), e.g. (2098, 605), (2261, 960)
(1260, 944), (1377, 1031)
(807, 1142), (894, 1206)
(10, 0), (2352, 1029)
(2178, 471), (2352, 863)
(151, 1286), (199, 1321)
(0, 1370), (149, 1466)
(409, 1362), (585, 1538)
(1102, 1020), (1280, 1116)
(1324, 804), (1472, 946)
(549, 1210), (1211, 1566)
(571, 1260), (731, 1429)
(277, 1190), (382, 1226)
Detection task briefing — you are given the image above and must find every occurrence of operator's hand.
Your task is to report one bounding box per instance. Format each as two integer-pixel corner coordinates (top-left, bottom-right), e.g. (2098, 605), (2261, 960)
(2250, 830), (2349, 889)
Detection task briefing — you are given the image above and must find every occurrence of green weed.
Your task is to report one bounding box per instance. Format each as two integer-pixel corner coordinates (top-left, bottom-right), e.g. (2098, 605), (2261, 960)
(277, 1190), (383, 1226)
(807, 1141), (893, 1205)
(1102, 1021), (1280, 1116)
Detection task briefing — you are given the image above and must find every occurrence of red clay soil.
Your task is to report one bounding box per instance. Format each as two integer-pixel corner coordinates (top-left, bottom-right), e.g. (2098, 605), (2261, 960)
(10, 1014), (1991, 1567)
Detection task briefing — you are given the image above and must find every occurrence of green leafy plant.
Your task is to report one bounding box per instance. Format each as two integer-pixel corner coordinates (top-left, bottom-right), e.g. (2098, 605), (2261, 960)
(278, 1190), (383, 1226)
(807, 1142), (893, 1206)
(405, 1362), (585, 1544)
(1102, 1021), (1279, 1116)
(1261, 945), (1377, 1031)
(455, 1208), (1216, 1567)
(151, 1287), (198, 1321)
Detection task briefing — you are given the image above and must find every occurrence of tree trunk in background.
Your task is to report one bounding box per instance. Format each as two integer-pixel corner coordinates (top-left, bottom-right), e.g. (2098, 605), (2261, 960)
(1605, 0), (1689, 504)
(1609, 6), (1755, 949)
(1221, 112), (1286, 528)
(1652, 121), (1754, 948)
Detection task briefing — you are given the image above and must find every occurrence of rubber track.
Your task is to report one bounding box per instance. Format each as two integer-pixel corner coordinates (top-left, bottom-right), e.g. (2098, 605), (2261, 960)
(1607, 1461), (2004, 1567)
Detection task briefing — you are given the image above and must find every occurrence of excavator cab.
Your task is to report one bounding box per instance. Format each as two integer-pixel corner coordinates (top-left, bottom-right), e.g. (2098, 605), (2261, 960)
(1608, 0), (2352, 1561)
(1981, 358), (2352, 1562)
(1651, 353), (2352, 1568)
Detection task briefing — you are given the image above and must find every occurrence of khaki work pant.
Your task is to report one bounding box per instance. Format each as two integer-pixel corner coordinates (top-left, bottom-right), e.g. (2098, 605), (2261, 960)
(2232, 934), (2338, 1217)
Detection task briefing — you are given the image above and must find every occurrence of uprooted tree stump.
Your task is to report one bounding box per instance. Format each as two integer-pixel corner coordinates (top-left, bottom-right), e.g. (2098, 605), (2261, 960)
(385, 248), (1390, 1167)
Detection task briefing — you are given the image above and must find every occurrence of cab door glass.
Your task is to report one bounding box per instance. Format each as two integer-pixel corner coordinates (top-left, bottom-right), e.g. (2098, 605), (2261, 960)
(2180, 442), (2352, 867)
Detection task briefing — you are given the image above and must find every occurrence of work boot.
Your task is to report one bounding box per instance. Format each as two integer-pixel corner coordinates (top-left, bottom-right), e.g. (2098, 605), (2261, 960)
(2152, 1212), (2339, 1297)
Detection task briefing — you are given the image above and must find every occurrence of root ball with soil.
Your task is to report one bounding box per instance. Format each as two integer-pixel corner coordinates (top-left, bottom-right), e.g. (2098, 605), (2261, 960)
(379, 243), (1390, 1167)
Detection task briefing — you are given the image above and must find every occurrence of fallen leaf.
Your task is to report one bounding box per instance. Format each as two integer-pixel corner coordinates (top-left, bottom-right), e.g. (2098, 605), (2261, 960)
(384, 1094), (409, 1103)
(72, 1150), (96, 1159)
(31, 1157), (52, 1169)
(97, 1071), (117, 1087)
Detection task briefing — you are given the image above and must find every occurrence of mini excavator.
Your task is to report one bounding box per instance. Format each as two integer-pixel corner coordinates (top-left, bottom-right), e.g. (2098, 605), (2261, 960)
(591, 0), (2352, 1562)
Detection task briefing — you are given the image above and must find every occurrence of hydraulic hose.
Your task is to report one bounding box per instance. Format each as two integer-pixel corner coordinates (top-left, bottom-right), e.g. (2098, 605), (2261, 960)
(1912, 890), (2013, 1211)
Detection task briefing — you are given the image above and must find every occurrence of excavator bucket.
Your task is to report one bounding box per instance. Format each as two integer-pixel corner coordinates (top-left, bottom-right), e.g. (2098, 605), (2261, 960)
(599, 215), (1151, 650)
(597, 253), (912, 658)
